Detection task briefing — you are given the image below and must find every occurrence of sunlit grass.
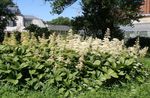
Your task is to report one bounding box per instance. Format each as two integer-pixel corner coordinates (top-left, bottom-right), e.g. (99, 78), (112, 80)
(142, 57), (150, 65)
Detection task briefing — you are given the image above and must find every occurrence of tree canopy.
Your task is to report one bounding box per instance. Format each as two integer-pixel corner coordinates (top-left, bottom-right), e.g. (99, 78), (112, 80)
(0, 0), (15, 43)
(47, 16), (71, 26)
(46, 0), (144, 39)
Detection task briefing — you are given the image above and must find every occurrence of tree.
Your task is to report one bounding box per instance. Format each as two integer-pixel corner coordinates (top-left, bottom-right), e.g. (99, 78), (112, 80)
(46, 0), (144, 39)
(0, 0), (15, 43)
(25, 24), (51, 42)
(47, 16), (71, 26)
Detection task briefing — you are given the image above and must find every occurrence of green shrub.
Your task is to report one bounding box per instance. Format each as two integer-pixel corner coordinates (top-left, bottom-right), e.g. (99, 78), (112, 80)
(0, 34), (148, 97)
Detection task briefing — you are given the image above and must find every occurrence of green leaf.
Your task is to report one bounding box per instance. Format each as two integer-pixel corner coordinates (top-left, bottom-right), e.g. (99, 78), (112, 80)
(38, 74), (45, 80)
(0, 70), (11, 73)
(108, 57), (115, 63)
(93, 60), (101, 66)
(112, 62), (117, 68)
(125, 74), (131, 80)
(60, 72), (66, 77)
(64, 90), (70, 97)
(118, 71), (125, 76)
(59, 88), (65, 94)
(104, 62), (110, 66)
(20, 63), (29, 69)
(10, 65), (19, 70)
(29, 70), (36, 75)
(7, 79), (18, 85)
(68, 72), (78, 79)
(83, 78), (89, 84)
(34, 82), (43, 90)
(55, 76), (62, 81)
(100, 74), (107, 81)
(48, 79), (54, 84)
(136, 76), (144, 83)
(120, 57), (125, 64)
(25, 78), (30, 81)
(35, 64), (44, 69)
(25, 52), (32, 57)
(125, 59), (135, 66)
(102, 67), (108, 72)
(28, 78), (38, 85)
(107, 69), (118, 78)
(95, 80), (102, 86)
(13, 57), (19, 62)
(16, 73), (22, 79)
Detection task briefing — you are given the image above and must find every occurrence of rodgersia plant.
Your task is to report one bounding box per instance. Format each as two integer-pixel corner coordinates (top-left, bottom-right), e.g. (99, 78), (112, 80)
(0, 32), (148, 97)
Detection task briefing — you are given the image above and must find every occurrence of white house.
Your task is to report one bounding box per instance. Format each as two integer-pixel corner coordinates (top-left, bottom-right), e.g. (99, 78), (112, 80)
(5, 6), (46, 32)
(6, 15), (25, 32)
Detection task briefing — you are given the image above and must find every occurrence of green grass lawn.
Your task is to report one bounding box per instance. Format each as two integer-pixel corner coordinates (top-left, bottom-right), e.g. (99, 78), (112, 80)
(142, 57), (150, 66)
(0, 57), (150, 98)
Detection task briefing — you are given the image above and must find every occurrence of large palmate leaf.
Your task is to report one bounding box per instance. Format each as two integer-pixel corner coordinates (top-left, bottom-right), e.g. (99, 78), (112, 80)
(93, 60), (101, 67)
(125, 59), (135, 66)
(16, 73), (22, 80)
(6, 79), (19, 85)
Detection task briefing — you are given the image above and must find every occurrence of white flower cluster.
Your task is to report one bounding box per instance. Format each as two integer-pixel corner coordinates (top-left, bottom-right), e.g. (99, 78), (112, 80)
(6, 31), (148, 59)
(46, 33), (148, 58)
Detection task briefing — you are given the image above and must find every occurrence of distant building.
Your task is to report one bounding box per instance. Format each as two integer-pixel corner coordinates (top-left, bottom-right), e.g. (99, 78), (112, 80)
(121, 16), (150, 39)
(5, 5), (71, 33)
(48, 25), (71, 33)
(23, 15), (46, 28)
(121, 0), (150, 39)
(5, 6), (46, 32)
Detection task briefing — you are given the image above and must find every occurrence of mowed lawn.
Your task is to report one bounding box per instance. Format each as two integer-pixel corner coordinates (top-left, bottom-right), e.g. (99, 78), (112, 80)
(0, 57), (150, 98)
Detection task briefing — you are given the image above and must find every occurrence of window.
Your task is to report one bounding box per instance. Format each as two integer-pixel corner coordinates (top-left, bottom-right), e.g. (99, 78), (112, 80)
(7, 20), (16, 27)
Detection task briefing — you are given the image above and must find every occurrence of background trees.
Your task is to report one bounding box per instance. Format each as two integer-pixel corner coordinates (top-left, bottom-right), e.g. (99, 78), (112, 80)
(47, 16), (71, 26)
(0, 0), (15, 43)
(25, 24), (51, 42)
(46, 0), (144, 39)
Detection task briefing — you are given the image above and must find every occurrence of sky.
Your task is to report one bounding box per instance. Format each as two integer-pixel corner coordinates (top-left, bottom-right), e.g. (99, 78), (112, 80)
(12, 0), (82, 21)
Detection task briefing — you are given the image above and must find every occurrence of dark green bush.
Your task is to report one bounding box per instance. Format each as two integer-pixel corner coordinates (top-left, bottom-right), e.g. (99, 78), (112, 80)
(14, 31), (21, 44)
(125, 37), (150, 57)
(125, 37), (150, 48)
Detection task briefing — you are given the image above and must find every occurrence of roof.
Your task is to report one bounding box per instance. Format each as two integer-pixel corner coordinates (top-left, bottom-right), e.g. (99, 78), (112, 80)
(7, 6), (21, 15)
(24, 15), (40, 20)
(48, 25), (71, 31)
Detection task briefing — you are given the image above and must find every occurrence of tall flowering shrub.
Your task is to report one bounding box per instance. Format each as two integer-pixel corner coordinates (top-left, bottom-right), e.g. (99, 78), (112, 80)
(0, 32), (148, 97)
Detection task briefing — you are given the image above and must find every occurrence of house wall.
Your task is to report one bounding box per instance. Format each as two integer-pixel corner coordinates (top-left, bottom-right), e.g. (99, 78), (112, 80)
(5, 15), (25, 32)
(141, 0), (150, 14)
(5, 15), (46, 32)
(32, 19), (46, 28)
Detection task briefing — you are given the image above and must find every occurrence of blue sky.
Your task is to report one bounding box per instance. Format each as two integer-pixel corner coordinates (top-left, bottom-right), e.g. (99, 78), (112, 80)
(12, 0), (82, 21)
